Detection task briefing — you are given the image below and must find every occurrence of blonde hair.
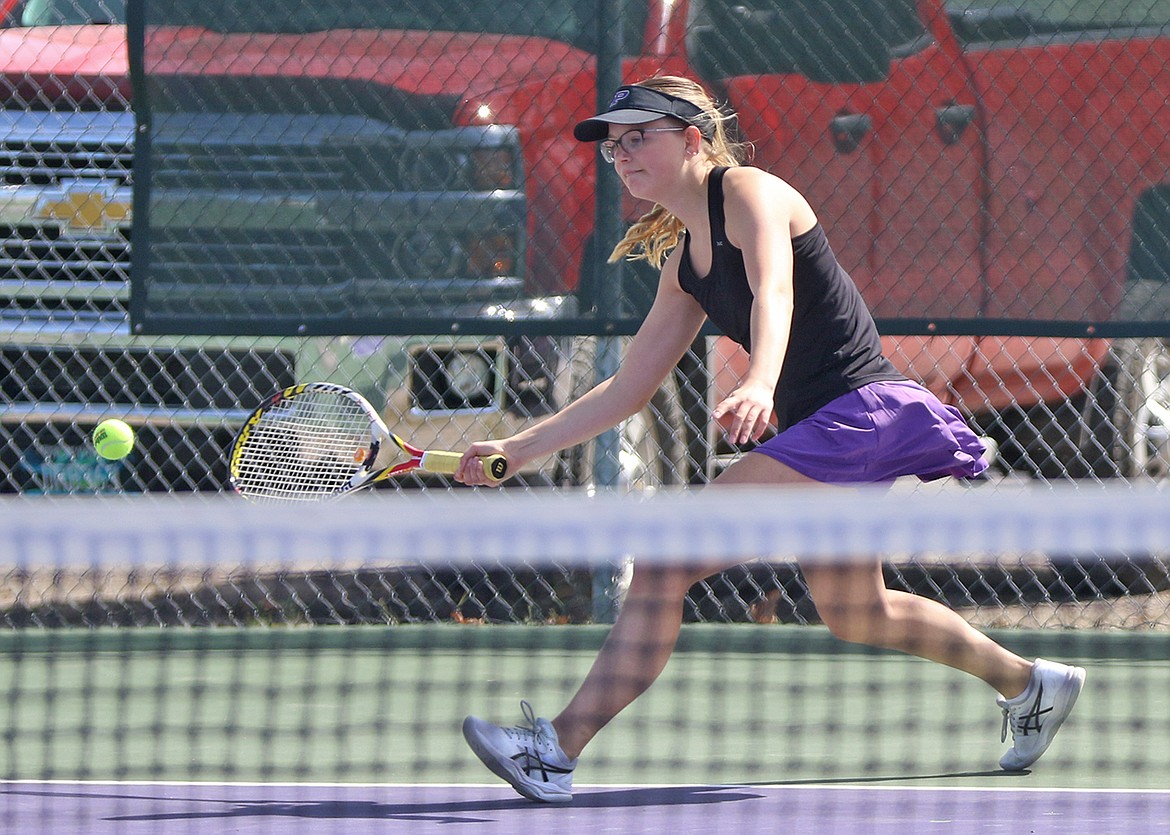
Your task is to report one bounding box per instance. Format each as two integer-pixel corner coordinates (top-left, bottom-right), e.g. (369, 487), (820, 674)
(608, 76), (750, 268)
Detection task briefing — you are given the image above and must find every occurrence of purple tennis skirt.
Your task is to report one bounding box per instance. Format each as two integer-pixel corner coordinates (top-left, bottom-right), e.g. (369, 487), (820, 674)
(753, 379), (989, 485)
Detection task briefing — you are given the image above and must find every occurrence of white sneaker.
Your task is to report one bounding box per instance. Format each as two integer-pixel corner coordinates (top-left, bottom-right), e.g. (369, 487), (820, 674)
(998, 658), (1086, 771)
(462, 700), (576, 802)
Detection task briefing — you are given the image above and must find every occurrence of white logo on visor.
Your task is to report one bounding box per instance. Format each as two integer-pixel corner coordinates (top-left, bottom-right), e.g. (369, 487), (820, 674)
(609, 90), (630, 107)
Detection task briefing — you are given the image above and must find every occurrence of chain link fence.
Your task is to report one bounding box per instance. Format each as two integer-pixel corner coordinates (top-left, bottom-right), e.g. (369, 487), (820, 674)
(2, 0), (1170, 627)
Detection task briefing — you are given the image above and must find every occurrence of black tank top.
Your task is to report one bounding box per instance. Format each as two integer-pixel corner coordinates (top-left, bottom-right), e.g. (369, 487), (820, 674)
(678, 167), (902, 432)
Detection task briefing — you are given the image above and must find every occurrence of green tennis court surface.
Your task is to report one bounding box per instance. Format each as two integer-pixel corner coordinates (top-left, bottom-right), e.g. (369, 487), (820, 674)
(1, 625), (1165, 789)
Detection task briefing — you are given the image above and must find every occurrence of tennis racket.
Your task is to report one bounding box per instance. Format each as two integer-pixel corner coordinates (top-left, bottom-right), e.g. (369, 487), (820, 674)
(229, 382), (508, 501)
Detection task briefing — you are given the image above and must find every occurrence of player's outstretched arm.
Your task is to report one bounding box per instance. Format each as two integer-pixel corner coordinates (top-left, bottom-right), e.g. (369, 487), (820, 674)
(456, 255), (706, 486)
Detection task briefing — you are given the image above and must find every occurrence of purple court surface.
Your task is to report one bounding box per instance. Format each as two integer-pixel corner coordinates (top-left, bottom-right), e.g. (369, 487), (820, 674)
(1, 781), (1167, 834)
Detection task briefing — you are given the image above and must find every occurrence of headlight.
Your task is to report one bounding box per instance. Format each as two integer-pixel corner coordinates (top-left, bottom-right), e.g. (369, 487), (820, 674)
(392, 231), (464, 278)
(467, 230), (516, 277)
(389, 228), (517, 280)
(471, 147), (517, 190)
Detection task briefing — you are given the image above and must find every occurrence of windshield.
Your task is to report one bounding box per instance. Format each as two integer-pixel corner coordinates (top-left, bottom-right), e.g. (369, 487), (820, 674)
(18, 0), (124, 25)
(948, 0), (1170, 34)
(144, 0), (648, 54)
(687, 0), (926, 83)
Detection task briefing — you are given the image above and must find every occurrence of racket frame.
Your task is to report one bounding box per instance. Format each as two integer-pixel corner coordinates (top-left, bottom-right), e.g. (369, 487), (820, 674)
(230, 382), (507, 500)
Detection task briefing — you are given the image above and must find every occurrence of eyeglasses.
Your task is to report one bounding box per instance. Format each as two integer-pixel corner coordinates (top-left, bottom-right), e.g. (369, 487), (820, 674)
(599, 127), (687, 164)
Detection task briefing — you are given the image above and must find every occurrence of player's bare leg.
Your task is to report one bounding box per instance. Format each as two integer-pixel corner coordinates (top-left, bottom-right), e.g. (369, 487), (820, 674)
(550, 454), (816, 758)
(551, 558), (731, 759)
(796, 551), (1083, 770)
(553, 453), (1038, 759)
(800, 560), (1033, 697)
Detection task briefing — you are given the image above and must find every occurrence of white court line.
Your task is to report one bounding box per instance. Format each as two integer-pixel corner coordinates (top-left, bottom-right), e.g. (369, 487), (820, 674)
(1, 779), (1167, 795)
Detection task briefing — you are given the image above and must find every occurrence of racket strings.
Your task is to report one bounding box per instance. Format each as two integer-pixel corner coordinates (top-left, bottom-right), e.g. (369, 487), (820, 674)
(235, 390), (375, 501)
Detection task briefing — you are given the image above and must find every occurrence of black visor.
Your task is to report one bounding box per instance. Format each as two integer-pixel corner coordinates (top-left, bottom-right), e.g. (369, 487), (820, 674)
(573, 85), (709, 142)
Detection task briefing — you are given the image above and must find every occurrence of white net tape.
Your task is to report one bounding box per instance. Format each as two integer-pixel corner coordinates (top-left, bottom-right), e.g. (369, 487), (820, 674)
(6, 483), (1170, 568)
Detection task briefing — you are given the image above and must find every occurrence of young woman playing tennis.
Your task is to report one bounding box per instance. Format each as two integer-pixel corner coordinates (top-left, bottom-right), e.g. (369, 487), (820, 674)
(455, 76), (1084, 803)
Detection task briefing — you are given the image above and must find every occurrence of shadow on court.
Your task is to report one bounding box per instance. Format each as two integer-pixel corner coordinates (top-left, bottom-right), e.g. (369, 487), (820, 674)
(1, 784), (760, 828)
(746, 768), (1029, 786)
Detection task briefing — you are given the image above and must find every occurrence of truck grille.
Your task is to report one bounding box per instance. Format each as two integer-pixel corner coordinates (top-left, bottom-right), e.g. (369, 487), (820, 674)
(0, 225), (130, 284)
(0, 139), (132, 187)
(0, 128), (134, 296)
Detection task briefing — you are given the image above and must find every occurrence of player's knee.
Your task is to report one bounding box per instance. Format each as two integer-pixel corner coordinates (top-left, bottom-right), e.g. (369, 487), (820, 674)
(817, 599), (887, 645)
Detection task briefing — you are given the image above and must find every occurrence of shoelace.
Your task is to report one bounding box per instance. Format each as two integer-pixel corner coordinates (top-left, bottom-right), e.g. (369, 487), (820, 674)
(499, 700), (544, 748)
(519, 699), (542, 743)
(1001, 699), (1041, 742)
(513, 699), (573, 781)
(1001, 682), (1049, 743)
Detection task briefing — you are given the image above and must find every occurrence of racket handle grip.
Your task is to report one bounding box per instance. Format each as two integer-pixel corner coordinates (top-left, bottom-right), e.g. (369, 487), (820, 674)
(420, 451), (509, 483)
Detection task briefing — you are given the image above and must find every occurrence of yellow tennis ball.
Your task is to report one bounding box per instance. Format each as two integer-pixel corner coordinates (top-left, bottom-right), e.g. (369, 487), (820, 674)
(93, 419), (135, 460)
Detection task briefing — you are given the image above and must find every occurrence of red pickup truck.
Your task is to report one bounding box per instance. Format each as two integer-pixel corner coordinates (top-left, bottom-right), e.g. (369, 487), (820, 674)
(694, 0), (1170, 478)
(4, 0), (1169, 489)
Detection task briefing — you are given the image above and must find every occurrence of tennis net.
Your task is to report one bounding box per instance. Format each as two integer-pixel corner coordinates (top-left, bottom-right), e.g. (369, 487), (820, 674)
(2, 483), (1169, 832)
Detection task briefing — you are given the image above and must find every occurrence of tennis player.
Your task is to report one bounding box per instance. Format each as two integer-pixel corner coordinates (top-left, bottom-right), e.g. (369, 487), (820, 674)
(456, 76), (1085, 803)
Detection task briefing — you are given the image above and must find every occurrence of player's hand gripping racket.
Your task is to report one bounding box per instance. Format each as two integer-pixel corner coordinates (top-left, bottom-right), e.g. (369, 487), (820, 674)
(229, 382), (508, 501)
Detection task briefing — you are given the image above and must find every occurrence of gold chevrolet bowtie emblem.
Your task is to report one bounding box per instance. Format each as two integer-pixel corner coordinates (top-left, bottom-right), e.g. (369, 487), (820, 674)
(36, 185), (131, 237)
